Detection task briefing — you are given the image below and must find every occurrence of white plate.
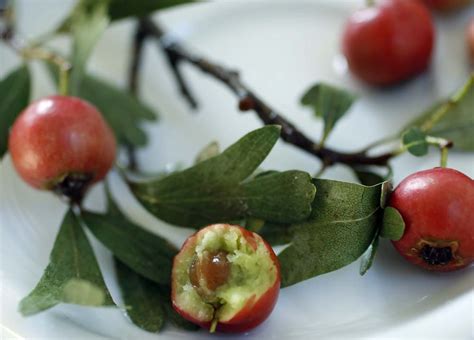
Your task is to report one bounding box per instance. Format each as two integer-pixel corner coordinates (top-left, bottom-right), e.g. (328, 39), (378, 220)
(1, 1), (473, 339)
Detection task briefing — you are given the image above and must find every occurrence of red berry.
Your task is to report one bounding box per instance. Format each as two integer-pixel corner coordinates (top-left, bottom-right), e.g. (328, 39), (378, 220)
(423, 0), (471, 12)
(467, 18), (474, 63)
(389, 168), (474, 272)
(9, 95), (116, 201)
(172, 224), (280, 333)
(342, 0), (435, 86)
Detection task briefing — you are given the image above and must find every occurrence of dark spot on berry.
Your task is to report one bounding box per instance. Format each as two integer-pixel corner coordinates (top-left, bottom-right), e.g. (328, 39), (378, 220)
(420, 244), (453, 265)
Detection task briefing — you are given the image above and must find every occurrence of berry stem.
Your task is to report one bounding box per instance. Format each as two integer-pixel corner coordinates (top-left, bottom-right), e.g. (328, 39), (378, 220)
(2, 36), (72, 95)
(440, 146), (449, 168)
(426, 136), (452, 168)
(359, 134), (399, 153)
(1, 1), (71, 95)
(210, 317), (218, 333)
(19, 46), (71, 95)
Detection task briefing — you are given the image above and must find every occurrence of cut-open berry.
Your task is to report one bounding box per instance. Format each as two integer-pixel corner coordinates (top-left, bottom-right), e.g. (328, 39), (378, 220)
(172, 224), (280, 333)
(389, 168), (474, 272)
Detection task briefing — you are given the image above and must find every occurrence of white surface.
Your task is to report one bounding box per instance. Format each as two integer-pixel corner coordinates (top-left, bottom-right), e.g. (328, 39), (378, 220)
(1, 0), (474, 339)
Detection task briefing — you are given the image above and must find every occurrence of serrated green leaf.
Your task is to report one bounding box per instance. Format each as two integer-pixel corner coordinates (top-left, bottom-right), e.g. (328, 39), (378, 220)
(244, 217), (265, 233)
(19, 210), (114, 316)
(108, 0), (197, 21)
(402, 127), (428, 157)
(115, 259), (198, 332)
(257, 222), (293, 246)
(380, 207), (405, 241)
(301, 83), (357, 144)
(69, 0), (110, 95)
(194, 141), (219, 164)
(0, 65), (30, 158)
(115, 259), (164, 332)
(242, 170), (316, 223)
(359, 231), (380, 276)
(46, 63), (157, 147)
(130, 126), (316, 228)
(353, 168), (385, 186)
(77, 75), (157, 146)
(58, 0), (196, 31)
(402, 75), (474, 151)
(81, 190), (176, 285)
(279, 179), (384, 287)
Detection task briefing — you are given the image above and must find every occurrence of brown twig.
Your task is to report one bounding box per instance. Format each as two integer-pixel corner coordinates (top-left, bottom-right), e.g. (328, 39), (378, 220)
(140, 18), (393, 168)
(125, 19), (150, 171)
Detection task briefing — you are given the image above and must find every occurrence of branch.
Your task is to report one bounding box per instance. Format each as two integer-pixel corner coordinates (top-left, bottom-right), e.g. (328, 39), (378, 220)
(141, 18), (394, 168)
(124, 19), (151, 172)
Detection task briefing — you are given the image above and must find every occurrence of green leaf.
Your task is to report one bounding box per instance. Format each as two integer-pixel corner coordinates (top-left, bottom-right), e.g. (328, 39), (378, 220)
(242, 171), (315, 223)
(107, 0), (197, 21)
(278, 179), (384, 287)
(353, 168), (385, 186)
(0, 65), (31, 158)
(402, 75), (474, 151)
(129, 126), (316, 228)
(115, 259), (198, 332)
(257, 222), (293, 246)
(69, 0), (110, 95)
(46, 63), (157, 147)
(77, 75), (157, 146)
(59, 0), (195, 31)
(301, 83), (357, 144)
(244, 217), (265, 233)
(359, 231), (380, 276)
(379, 181), (392, 209)
(19, 210), (114, 316)
(402, 127), (428, 157)
(194, 141), (219, 164)
(81, 190), (177, 285)
(380, 207), (405, 241)
(115, 259), (164, 332)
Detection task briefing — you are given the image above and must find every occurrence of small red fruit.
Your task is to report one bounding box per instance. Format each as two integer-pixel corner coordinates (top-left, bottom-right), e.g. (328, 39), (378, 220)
(423, 0), (471, 12)
(467, 18), (474, 63)
(172, 224), (280, 333)
(389, 168), (474, 272)
(342, 0), (435, 86)
(9, 95), (116, 201)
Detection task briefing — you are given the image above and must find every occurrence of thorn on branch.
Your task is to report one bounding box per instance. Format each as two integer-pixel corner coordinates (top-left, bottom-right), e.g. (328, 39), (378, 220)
(238, 95), (255, 111)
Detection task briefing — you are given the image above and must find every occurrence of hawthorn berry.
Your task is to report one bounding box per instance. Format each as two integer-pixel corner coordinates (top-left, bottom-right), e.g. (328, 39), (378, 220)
(342, 0), (435, 86)
(389, 168), (474, 271)
(9, 95), (116, 202)
(467, 18), (474, 63)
